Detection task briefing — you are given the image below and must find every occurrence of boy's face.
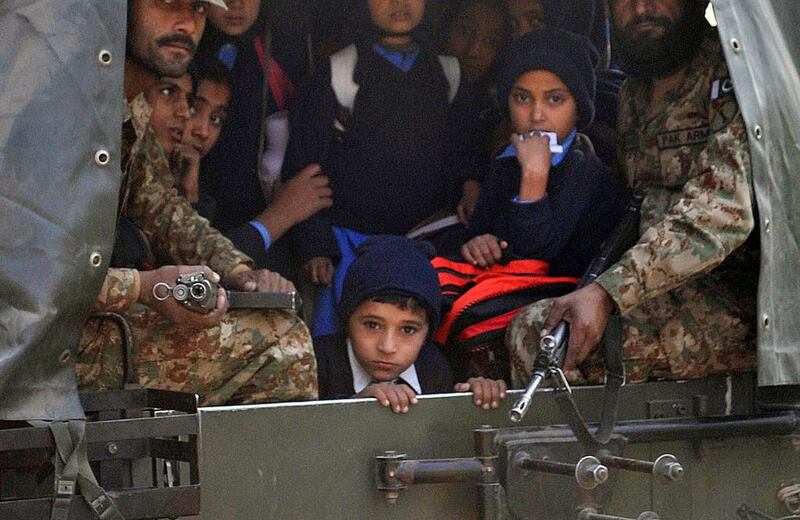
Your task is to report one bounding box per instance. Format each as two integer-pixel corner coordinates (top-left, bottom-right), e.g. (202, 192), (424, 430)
(347, 300), (429, 383)
(183, 79), (231, 157)
(506, 0), (545, 41)
(207, 0), (261, 36)
(127, 0), (208, 77)
(444, 2), (505, 83)
(144, 73), (194, 154)
(368, 0), (426, 40)
(508, 70), (578, 142)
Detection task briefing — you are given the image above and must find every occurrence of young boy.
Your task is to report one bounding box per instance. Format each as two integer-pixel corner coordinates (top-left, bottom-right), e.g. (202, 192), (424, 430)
(284, 0), (483, 337)
(160, 57), (331, 278)
(462, 27), (625, 278)
(315, 236), (507, 413)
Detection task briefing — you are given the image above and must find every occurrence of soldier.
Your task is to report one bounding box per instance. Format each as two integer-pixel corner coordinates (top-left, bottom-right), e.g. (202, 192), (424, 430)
(76, 0), (318, 405)
(507, 0), (758, 386)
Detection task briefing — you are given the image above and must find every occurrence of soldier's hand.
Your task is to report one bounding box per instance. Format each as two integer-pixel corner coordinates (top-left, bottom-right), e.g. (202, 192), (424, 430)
(303, 256), (334, 287)
(357, 383), (418, 414)
(223, 268), (295, 293)
(457, 179), (481, 225)
(461, 234), (507, 267)
(542, 282), (616, 371)
(454, 377), (507, 409)
(138, 265), (228, 328)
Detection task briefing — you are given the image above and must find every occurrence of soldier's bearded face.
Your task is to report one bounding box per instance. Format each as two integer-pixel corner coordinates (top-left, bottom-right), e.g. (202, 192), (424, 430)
(128, 0), (208, 77)
(610, 0), (707, 79)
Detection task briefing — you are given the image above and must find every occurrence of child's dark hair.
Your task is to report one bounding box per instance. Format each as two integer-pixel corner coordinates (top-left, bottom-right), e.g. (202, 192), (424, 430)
(367, 292), (431, 324)
(188, 55), (232, 94)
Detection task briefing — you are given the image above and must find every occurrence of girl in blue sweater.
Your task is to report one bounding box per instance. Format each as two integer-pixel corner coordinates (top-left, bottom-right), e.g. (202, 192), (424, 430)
(463, 27), (625, 278)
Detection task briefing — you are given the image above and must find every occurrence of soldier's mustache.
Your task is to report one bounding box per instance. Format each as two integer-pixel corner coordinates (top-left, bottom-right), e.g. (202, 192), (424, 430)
(156, 34), (196, 53)
(627, 15), (671, 31)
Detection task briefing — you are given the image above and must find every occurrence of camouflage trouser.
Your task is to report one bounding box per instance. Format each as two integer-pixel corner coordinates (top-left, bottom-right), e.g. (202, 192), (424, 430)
(507, 279), (757, 388)
(76, 305), (318, 406)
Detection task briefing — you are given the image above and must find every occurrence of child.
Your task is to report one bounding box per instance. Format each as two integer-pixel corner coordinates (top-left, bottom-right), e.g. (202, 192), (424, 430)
(284, 0), (483, 337)
(195, 0), (314, 272)
(463, 27), (625, 278)
(315, 236), (507, 413)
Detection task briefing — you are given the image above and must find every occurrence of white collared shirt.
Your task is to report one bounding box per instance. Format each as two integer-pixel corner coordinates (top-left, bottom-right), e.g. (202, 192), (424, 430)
(347, 339), (422, 395)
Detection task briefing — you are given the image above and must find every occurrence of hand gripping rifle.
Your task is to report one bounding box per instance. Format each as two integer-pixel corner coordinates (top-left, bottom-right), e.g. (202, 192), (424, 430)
(509, 190), (645, 427)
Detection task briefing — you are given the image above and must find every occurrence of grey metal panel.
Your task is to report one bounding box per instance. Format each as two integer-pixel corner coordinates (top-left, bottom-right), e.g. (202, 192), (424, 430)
(713, 1), (800, 386)
(199, 375), (755, 519)
(0, 0), (127, 420)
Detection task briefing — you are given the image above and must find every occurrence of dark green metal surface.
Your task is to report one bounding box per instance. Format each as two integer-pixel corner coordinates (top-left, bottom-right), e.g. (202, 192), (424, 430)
(198, 374), (772, 519)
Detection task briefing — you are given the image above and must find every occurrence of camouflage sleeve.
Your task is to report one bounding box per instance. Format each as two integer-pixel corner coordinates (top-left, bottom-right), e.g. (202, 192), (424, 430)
(125, 126), (252, 277)
(596, 106), (754, 316)
(92, 268), (140, 312)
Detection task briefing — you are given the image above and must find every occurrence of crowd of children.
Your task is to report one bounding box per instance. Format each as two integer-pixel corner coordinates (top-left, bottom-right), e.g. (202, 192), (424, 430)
(138, 0), (624, 412)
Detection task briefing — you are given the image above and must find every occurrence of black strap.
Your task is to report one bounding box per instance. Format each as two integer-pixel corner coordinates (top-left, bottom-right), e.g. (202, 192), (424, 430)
(552, 315), (625, 450)
(47, 420), (126, 520)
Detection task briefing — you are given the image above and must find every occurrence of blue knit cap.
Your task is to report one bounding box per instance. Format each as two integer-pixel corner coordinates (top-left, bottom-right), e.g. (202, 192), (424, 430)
(338, 236), (441, 333)
(497, 27), (598, 130)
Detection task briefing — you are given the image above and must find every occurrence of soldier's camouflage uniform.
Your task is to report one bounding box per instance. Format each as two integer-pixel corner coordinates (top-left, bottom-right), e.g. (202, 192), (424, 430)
(75, 95), (318, 405)
(508, 29), (758, 387)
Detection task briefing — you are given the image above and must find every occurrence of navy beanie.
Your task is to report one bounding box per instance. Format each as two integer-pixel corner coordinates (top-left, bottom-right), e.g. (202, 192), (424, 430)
(497, 27), (598, 130)
(338, 236), (441, 333)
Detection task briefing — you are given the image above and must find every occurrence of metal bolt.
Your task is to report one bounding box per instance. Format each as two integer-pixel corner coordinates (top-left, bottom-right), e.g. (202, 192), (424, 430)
(106, 442), (119, 455)
(753, 125), (763, 140)
(653, 454), (684, 484)
(384, 490), (400, 505)
(763, 315), (770, 328)
(730, 38), (741, 53)
(576, 456), (609, 490)
(665, 463), (684, 481)
(764, 218), (771, 234)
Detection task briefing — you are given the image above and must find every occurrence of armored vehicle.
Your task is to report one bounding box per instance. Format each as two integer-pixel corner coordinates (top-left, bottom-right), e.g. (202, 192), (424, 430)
(1, 1), (799, 519)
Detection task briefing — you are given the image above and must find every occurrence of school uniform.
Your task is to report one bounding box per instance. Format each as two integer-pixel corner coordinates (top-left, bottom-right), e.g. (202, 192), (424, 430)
(468, 133), (625, 277)
(315, 334), (454, 399)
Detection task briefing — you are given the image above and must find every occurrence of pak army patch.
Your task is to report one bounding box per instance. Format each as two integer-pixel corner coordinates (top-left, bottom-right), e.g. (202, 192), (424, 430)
(657, 126), (710, 150)
(709, 77), (739, 132)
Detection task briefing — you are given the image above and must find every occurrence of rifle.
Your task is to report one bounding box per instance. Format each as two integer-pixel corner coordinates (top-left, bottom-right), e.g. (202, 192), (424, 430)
(509, 190), (645, 423)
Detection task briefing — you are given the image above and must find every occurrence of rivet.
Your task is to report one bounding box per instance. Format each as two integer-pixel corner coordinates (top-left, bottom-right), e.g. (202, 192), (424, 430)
(58, 349), (71, 365)
(89, 252), (103, 268)
(764, 218), (771, 234)
(763, 315), (770, 328)
(730, 38), (741, 53)
(106, 442), (119, 455)
(95, 149), (110, 166)
(753, 125), (763, 140)
(98, 49), (113, 66)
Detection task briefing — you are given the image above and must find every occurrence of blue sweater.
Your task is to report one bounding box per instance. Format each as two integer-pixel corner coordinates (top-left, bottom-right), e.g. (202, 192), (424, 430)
(467, 134), (625, 277)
